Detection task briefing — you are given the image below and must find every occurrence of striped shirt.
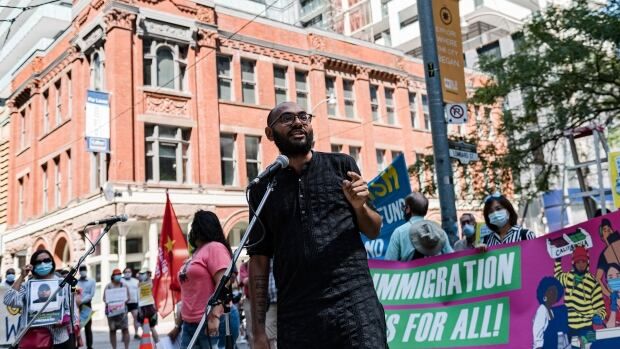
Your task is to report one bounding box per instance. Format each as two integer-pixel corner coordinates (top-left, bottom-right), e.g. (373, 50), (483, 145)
(3, 277), (73, 345)
(484, 225), (535, 247)
(554, 260), (606, 329)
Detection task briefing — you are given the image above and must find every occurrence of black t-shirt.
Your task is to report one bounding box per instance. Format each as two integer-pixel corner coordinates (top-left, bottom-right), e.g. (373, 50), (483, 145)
(247, 152), (379, 318)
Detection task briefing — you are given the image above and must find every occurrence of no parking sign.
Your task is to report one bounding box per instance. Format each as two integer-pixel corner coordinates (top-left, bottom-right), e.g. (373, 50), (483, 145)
(445, 103), (468, 124)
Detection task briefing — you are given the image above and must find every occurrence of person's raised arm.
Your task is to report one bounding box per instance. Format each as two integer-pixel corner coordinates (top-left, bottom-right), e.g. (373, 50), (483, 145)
(249, 255), (270, 349)
(342, 171), (382, 239)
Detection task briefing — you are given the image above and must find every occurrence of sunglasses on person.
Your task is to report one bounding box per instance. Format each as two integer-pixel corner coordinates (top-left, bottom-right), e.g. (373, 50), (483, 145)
(269, 112), (313, 128)
(484, 192), (502, 203)
(34, 258), (52, 265)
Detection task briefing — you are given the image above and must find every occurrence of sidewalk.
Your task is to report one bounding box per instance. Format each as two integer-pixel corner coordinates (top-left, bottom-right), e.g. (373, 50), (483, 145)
(89, 316), (249, 349)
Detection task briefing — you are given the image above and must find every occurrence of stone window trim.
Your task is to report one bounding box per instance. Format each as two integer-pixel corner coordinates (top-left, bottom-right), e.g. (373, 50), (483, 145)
(145, 124), (191, 184)
(89, 48), (106, 92)
(143, 38), (188, 91)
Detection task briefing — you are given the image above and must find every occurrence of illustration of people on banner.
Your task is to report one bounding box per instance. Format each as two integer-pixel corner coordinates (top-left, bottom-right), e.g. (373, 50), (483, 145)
(369, 209), (620, 349)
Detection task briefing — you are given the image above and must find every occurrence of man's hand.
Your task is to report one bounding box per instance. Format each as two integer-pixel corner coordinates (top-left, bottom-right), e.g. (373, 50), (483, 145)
(252, 332), (270, 349)
(20, 265), (32, 279)
(342, 171), (369, 209)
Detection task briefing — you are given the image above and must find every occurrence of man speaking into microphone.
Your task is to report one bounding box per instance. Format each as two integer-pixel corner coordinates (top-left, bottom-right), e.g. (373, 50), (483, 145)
(247, 102), (387, 348)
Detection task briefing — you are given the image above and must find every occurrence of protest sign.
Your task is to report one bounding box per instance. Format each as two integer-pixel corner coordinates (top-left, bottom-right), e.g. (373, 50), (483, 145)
(138, 282), (155, 307)
(105, 288), (128, 318)
(0, 286), (21, 345)
(363, 154), (412, 259)
(26, 280), (64, 327)
(370, 210), (620, 348)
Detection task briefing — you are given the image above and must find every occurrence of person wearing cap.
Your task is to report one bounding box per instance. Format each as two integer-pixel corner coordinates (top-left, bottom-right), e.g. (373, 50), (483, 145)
(77, 265), (95, 349)
(3, 268), (16, 288)
(454, 213), (477, 251)
(104, 268), (130, 349)
(385, 192), (453, 261)
(137, 268), (159, 343)
(247, 102), (386, 349)
(554, 246), (606, 341)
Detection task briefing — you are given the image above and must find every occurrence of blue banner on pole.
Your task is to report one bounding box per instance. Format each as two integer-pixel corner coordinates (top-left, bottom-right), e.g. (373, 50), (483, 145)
(362, 154), (412, 259)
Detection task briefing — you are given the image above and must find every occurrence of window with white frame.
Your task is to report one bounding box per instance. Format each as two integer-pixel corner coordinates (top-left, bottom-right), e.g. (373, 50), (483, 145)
(376, 149), (386, 172)
(241, 59), (257, 104)
(54, 157), (61, 209)
(217, 56), (232, 100)
(143, 39), (188, 91)
(274, 66), (288, 105)
(331, 144), (342, 153)
(18, 177), (25, 223)
(409, 92), (418, 128)
(391, 150), (402, 160)
(42, 90), (49, 134)
(90, 50), (104, 91)
(349, 146), (362, 171)
(66, 150), (72, 202)
(42, 164), (48, 214)
(55, 80), (62, 125)
(325, 76), (336, 115)
(343, 79), (355, 119)
(20, 108), (26, 150)
(245, 135), (261, 182)
(385, 87), (395, 125)
(370, 85), (379, 121)
(90, 152), (109, 192)
(220, 134), (236, 186)
(145, 125), (191, 183)
(422, 94), (430, 130)
(295, 71), (309, 111)
(67, 72), (72, 119)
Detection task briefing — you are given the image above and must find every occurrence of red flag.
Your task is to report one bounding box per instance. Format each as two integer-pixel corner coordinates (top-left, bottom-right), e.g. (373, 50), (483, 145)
(153, 193), (189, 318)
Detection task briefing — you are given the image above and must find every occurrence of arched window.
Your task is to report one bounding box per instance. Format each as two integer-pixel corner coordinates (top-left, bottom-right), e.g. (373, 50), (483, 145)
(91, 51), (104, 91)
(156, 47), (174, 89)
(227, 221), (248, 249)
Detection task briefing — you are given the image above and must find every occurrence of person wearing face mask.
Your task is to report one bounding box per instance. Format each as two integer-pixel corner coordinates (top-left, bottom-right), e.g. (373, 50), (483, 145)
(605, 263), (620, 328)
(3, 268), (16, 288)
(3, 249), (76, 349)
(136, 268), (159, 343)
(77, 265), (95, 349)
(454, 213), (478, 251)
(554, 246), (606, 342)
(595, 219), (620, 299)
(120, 267), (140, 339)
(104, 269), (130, 349)
(385, 192), (453, 261)
(482, 193), (536, 247)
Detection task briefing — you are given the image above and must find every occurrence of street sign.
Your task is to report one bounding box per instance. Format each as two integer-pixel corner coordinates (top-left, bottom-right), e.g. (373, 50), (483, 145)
(433, 0), (467, 103)
(448, 141), (479, 164)
(445, 103), (468, 124)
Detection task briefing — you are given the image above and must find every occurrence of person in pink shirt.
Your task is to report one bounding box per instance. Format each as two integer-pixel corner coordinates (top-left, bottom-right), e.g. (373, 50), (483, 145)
(178, 210), (239, 348)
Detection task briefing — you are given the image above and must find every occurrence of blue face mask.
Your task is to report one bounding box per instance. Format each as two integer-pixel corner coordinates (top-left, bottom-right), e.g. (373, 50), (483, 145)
(489, 209), (509, 228)
(113, 275), (122, 283)
(5, 274), (15, 283)
(34, 262), (53, 277)
(462, 224), (475, 237)
(609, 278), (620, 292)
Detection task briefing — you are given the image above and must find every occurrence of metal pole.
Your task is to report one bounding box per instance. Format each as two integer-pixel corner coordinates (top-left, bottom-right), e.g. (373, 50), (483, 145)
(417, 0), (458, 243)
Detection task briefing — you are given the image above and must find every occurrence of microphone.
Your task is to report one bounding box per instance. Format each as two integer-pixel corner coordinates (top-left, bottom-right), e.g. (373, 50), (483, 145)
(248, 155), (289, 187)
(87, 214), (128, 226)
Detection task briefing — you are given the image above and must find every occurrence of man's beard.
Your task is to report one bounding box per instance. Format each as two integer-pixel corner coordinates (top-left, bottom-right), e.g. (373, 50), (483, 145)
(273, 127), (314, 157)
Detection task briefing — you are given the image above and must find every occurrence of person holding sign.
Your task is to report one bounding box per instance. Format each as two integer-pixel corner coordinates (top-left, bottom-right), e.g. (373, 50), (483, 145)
(3, 268), (16, 288)
(121, 267), (141, 340)
(3, 249), (74, 349)
(104, 269), (130, 349)
(137, 268), (159, 343)
(482, 193), (536, 246)
(77, 265), (95, 349)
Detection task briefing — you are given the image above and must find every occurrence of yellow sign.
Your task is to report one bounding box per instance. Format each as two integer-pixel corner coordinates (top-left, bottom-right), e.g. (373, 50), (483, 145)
(138, 282), (155, 307)
(433, 0), (467, 103)
(610, 151), (620, 209)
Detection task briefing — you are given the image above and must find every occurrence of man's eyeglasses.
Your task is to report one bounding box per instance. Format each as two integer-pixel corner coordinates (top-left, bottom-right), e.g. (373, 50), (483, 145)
(34, 258), (52, 265)
(484, 192), (502, 203)
(269, 112), (313, 127)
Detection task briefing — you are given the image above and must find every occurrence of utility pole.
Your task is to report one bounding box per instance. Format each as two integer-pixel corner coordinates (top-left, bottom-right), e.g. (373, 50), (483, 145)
(417, 0), (458, 243)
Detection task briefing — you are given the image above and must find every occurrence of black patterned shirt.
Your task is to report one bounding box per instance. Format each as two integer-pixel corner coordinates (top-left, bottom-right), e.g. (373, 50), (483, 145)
(484, 225), (536, 247)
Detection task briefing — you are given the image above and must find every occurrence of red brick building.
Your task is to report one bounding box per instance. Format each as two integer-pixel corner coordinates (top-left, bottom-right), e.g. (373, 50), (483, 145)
(2, 1), (498, 306)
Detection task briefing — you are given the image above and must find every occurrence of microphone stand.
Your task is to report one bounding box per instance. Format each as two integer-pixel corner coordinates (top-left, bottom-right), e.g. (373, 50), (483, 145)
(186, 178), (277, 349)
(10, 221), (118, 348)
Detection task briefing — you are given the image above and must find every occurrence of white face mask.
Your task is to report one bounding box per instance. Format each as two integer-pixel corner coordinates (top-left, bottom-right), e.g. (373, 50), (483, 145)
(79, 271), (88, 278)
(489, 209), (509, 228)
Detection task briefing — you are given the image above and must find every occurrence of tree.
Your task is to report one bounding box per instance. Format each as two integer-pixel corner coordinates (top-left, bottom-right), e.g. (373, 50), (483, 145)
(471, 0), (620, 197)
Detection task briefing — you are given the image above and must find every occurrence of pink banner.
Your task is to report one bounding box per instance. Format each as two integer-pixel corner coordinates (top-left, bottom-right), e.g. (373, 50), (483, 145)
(369, 210), (620, 348)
